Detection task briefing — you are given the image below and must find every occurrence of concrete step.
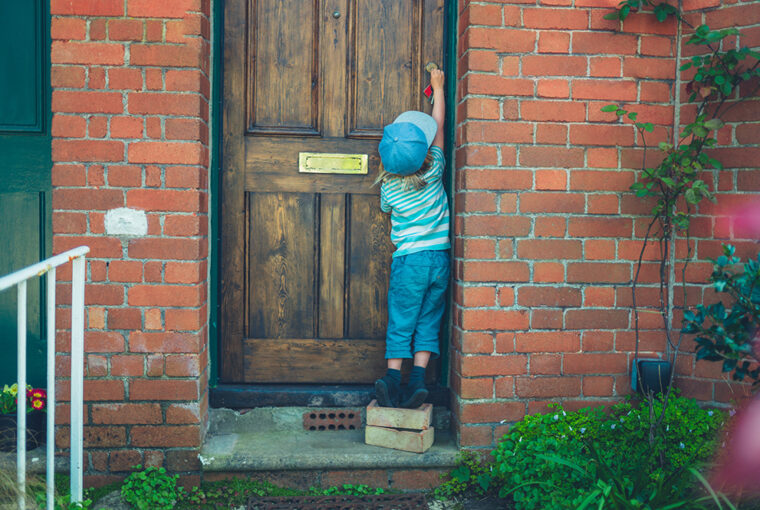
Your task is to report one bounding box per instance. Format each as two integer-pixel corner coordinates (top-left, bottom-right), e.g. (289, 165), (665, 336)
(200, 407), (459, 473)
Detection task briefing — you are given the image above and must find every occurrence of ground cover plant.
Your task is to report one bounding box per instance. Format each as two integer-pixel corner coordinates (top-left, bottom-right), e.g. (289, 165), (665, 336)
(436, 395), (736, 509)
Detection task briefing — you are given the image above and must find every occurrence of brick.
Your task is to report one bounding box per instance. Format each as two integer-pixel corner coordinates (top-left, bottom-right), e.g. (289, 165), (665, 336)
(460, 309), (529, 331)
(459, 378), (494, 399)
(623, 57), (676, 80)
(568, 217), (632, 237)
(460, 169), (533, 190)
(568, 263), (631, 283)
(166, 118), (207, 141)
(461, 355), (527, 377)
(54, 235), (123, 258)
(460, 402), (525, 423)
(129, 380), (199, 401)
(570, 125), (635, 146)
(521, 101), (586, 122)
(523, 8), (588, 29)
(365, 425), (434, 453)
(52, 66), (87, 88)
(108, 309), (142, 330)
(92, 403), (161, 424)
(573, 80), (637, 101)
(128, 284), (203, 307)
(537, 79), (570, 98)
(571, 170), (634, 191)
(565, 309), (629, 329)
(565, 353), (628, 374)
(464, 75), (534, 97)
(128, 92), (204, 116)
(459, 425), (493, 447)
(464, 28), (536, 52)
(518, 286), (582, 307)
(165, 355), (201, 377)
(51, 42), (124, 66)
(462, 216), (531, 236)
(165, 261), (205, 284)
(128, 238), (204, 260)
(530, 354), (562, 375)
(128, 142), (204, 165)
(129, 332), (201, 353)
(516, 376), (581, 397)
(131, 44), (202, 68)
(516, 240), (582, 260)
(520, 193), (584, 213)
(109, 19), (144, 41)
(520, 147), (584, 168)
(515, 332), (580, 352)
(166, 403), (201, 425)
(523, 56), (587, 76)
(52, 17), (87, 40)
(590, 56), (622, 77)
(534, 217), (566, 237)
(52, 140), (125, 163)
(461, 286), (496, 307)
(535, 123), (568, 144)
(366, 400), (432, 430)
(538, 31), (570, 53)
(127, 0), (194, 18)
(462, 261), (530, 282)
(130, 425), (202, 448)
(51, 0), (124, 16)
(535, 170), (567, 190)
(573, 32), (638, 55)
(53, 212), (87, 234)
(166, 70), (208, 93)
(533, 263), (564, 283)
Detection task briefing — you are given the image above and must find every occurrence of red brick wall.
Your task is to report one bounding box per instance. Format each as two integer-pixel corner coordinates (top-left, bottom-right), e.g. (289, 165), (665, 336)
(451, 0), (759, 449)
(50, 0), (211, 484)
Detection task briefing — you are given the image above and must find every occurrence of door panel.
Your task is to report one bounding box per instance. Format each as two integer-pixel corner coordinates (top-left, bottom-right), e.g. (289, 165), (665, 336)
(222, 0), (445, 384)
(0, 0), (50, 387)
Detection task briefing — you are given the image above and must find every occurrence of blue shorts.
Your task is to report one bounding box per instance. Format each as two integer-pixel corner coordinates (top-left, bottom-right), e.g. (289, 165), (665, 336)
(385, 250), (450, 359)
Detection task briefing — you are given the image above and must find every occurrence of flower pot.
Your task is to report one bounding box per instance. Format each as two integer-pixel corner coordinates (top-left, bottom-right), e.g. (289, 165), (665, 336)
(632, 359), (672, 395)
(0, 411), (46, 452)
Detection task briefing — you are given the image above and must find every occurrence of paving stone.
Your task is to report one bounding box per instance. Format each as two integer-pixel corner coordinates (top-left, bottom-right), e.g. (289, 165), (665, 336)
(366, 400), (432, 431)
(365, 425), (434, 454)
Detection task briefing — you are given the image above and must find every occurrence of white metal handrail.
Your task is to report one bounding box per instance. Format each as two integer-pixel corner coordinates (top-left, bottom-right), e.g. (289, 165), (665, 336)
(0, 246), (89, 509)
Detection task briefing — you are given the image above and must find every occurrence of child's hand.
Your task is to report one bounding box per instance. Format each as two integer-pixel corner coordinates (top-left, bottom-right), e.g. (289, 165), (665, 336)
(430, 69), (444, 91)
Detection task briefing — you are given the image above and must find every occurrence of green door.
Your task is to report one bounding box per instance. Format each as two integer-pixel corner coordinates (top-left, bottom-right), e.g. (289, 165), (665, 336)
(0, 0), (51, 387)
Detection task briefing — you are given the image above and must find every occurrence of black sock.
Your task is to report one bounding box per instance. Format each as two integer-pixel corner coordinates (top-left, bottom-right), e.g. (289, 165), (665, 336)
(386, 368), (401, 385)
(409, 366), (426, 386)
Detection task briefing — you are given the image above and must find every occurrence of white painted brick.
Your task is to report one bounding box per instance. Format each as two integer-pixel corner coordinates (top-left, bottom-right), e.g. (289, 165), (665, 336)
(365, 425), (434, 453)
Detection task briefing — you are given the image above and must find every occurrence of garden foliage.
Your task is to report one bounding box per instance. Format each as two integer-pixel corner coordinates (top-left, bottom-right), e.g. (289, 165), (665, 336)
(438, 396), (725, 509)
(683, 245), (760, 387)
(121, 465), (180, 510)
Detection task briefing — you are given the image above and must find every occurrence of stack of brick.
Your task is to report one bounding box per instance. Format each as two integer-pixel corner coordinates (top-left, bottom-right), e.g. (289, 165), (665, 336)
(364, 400), (435, 454)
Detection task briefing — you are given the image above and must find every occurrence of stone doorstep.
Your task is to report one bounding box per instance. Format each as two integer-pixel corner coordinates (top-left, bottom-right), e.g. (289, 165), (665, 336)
(200, 407), (458, 473)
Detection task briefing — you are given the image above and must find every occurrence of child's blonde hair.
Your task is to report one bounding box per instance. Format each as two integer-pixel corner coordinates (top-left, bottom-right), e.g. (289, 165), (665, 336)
(373, 151), (434, 191)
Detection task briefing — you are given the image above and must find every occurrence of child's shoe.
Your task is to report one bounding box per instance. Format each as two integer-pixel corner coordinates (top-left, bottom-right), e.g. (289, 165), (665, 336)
(400, 381), (428, 409)
(374, 374), (401, 407)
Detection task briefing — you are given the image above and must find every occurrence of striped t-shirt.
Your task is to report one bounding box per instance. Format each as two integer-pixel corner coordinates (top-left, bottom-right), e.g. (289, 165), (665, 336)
(380, 146), (450, 257)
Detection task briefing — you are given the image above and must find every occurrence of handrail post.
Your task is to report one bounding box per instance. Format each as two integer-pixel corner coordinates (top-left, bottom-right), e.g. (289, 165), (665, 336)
(17, 281), (27, 510)
(70, 256), (85, 502)
(46, 267), (56, 510)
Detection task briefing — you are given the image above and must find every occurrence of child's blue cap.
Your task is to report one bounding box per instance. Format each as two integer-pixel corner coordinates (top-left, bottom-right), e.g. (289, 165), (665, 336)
(378, 111), (438, 176)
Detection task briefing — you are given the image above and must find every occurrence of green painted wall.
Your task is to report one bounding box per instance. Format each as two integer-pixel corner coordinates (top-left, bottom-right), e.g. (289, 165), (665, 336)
(0, 0), (51, 388)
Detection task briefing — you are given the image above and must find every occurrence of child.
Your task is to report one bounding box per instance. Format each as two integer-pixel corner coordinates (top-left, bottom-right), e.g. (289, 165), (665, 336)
(374, 69), (449, 408)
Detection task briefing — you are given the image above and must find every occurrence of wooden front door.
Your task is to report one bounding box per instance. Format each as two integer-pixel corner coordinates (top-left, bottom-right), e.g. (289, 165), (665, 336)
(0, 0), (50, 387)
(221, 0), (445, 384)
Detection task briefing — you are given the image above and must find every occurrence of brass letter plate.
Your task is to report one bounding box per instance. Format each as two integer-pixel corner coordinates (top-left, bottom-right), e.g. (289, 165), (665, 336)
(299, 152), (368, 175)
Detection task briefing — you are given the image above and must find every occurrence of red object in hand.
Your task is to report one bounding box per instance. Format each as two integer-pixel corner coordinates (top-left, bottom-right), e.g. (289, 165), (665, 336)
(423, 84), (433, 98)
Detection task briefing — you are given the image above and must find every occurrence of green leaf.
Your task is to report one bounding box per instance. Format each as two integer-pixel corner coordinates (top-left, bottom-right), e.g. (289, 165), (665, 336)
(693, 126), (708, 137)
(603, 10), (621, 20)
(601, 104), (619, 112)
(679, 62), (692, 71)
(704, 118), (723, 131)
(627, 111), (638, 121)
(721, 82), (733, 96)
(696, 24), (710, 37)
(642, 122), (654, 133)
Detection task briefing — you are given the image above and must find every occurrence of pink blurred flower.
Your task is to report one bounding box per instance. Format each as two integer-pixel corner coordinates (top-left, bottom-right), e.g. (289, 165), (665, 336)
(712, 395), (760, 496)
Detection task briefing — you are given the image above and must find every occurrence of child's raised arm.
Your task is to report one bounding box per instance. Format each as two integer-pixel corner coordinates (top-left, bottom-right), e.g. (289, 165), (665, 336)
(430, 69), (445, 149)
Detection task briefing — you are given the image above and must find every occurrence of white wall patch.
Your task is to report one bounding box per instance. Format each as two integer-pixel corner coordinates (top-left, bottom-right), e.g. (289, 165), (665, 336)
(105, 208), (148, 236)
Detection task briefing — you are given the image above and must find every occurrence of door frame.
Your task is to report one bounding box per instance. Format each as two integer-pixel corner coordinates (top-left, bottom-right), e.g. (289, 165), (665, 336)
(209, 0), (458, 404)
